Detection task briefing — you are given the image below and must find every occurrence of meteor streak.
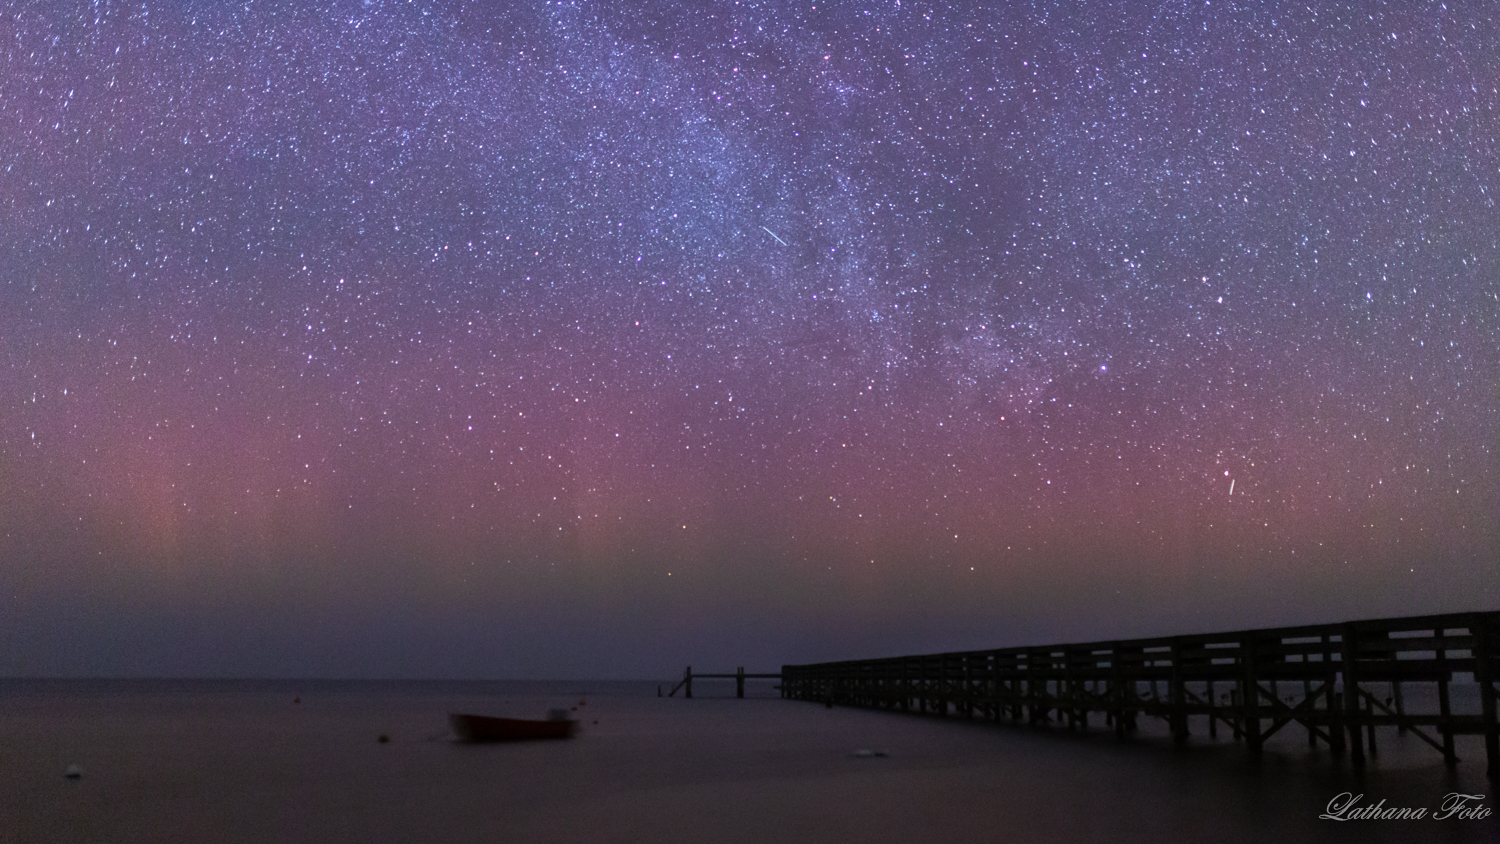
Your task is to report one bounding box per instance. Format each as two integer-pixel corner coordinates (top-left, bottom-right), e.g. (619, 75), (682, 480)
(761, 226), (787, 246)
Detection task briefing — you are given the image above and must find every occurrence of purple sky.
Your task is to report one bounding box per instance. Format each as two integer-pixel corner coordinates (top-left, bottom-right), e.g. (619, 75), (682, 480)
(2, 0), (1496, 678)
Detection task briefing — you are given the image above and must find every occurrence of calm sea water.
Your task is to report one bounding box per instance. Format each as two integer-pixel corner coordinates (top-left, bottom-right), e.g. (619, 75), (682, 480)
(3, 678), (1494, 843)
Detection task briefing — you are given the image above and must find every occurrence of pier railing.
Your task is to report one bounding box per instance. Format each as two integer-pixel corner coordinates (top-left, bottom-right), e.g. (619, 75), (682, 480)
(781, 610), (1500, 775)
(666, 666), (781, 698)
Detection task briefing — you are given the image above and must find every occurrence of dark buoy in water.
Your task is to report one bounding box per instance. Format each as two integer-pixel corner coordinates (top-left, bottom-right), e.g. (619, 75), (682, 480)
(294, 697), (301, 704)
(64, 763), (82, 780)
(377, 734), (390, 744)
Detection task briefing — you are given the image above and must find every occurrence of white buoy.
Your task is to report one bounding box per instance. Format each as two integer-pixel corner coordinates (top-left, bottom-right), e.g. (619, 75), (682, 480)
(64, 763), (82, 780)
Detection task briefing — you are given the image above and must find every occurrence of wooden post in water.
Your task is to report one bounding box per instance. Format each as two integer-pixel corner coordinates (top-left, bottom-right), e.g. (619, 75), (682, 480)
(990, 654), (1002, 724)
(1393, 680), (1406, 733)
(1117, 643), (1140, 736)
(1012, 660), (1023, 723)
(963, 655), (974, 720)
(1025, 652), (1038, 725)
(1170, 639), (1188, 745)
(914, 658), (922, 715)
(1436, 626), (1457, 766)
(1207, 678), (1217, 739)
(685, 666), (693, 700)
(1107, 646), (1119, 735)
(1473, 616), (1498, 778)
(1242, 635), (1263, 755)
(1341, 624), (1366, 767)
(930, 653), (942, 719)
(1304, 675), (1316, 747)
(1064, 649), (1077, 732)
(1324, 633), (1345, 754)
(736, 667), (745, 699)
(1229, 688), (1241, 740)
(894, 659), (906, 713)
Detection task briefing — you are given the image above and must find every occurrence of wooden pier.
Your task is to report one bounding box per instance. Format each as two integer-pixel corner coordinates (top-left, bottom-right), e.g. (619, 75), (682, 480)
(781, 610), (1500, 775)
(666, 666), (782, 699)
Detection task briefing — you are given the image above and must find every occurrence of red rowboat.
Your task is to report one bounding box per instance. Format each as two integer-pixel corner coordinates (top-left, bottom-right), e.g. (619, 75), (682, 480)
(449, 712), (577, 742)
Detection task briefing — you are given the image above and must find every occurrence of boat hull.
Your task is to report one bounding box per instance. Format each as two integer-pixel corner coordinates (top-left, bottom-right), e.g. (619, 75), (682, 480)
(449, 713), (576, 742)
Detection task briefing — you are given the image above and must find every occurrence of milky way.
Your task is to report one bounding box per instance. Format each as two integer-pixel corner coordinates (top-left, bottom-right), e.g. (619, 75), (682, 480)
(3, 0), (1497, 677)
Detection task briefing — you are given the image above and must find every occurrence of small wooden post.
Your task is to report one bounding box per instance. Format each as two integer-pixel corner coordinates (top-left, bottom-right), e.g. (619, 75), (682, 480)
(1111, 643), (1130, 739)
(736, 666), (745, 699)
(1170, 639), (1188, 745)
(1393, 680), (1406, 733)
(901, 658), (910, 712)
(992, 655), (1003, 723)
(963, 656), (974, 720)
(1325, 633), (1345, 754)
(1304, 676), (1316, 747)
(1079, 676), (1090, 732)
(938, 654), (949, 718)
(1242, 636), (1263, 755)
(1437, 627), (1457, 766)
(1229, 688), (1242, 740)
(1026, 653), (1038, 725)
(1341, 624), (1365, 767)
(918, 658), (928, 714)
(685, 666), (693, 699)
(1064, 650), (1077, 731)
(1472, 617), (1498, 778)
(1207, 679), (1217, 738)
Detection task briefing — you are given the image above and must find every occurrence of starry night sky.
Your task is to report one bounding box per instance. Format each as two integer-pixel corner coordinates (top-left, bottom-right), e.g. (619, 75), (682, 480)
(2, 0), (1497, 678)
